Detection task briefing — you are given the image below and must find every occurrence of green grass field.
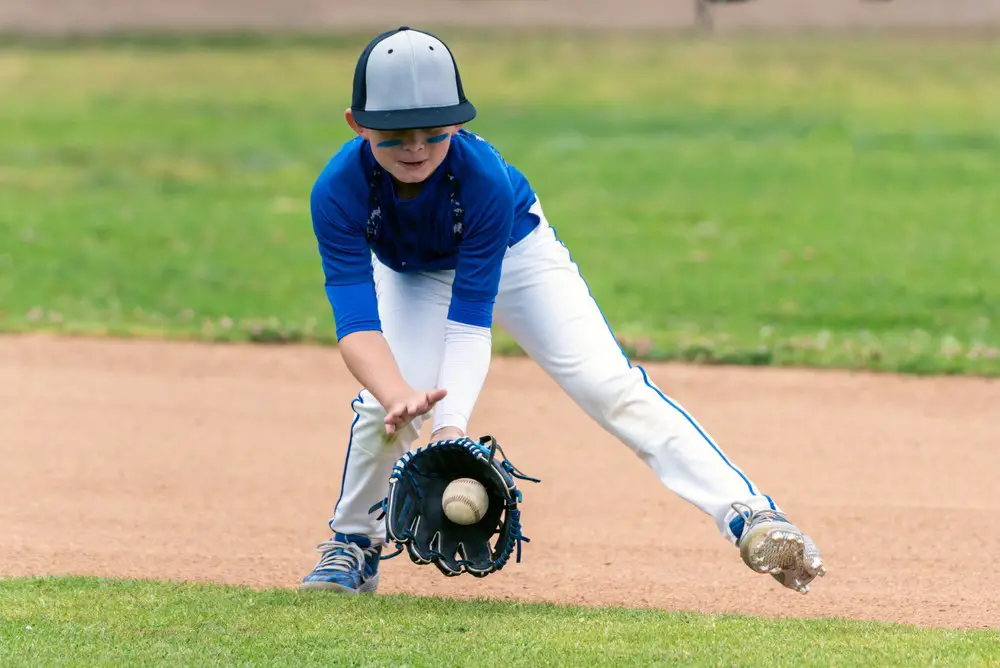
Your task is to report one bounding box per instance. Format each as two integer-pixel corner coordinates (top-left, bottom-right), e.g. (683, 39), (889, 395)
(1, 35), (999, 374)
(3, 33), (1000, 666)
(2, 577), (998, 667)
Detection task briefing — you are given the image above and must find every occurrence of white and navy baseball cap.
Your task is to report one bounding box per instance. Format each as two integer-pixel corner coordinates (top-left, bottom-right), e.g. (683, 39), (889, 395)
(351, 26), (477, 131)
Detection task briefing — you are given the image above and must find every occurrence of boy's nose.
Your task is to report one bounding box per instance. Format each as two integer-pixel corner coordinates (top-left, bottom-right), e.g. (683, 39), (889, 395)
(401, 134), (424, 149)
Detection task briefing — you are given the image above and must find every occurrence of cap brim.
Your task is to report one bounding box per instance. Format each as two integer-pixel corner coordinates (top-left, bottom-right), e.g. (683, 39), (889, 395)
(352, 101), (476, 131)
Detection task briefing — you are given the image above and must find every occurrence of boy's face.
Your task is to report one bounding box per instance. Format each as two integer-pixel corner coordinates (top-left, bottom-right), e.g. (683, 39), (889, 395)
(347, 111), (459, 185)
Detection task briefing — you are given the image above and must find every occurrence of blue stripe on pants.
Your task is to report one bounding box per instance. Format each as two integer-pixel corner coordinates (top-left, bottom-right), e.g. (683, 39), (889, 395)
(330, 392), (364, 529)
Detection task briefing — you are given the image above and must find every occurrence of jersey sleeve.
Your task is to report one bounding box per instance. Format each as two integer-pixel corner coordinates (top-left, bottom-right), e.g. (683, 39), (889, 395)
(447, 176), (516, 328)
(310, 182), (381, 340)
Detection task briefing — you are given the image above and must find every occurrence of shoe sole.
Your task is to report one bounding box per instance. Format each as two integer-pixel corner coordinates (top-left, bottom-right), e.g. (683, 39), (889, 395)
(299, 573), (380, 594)
(739, 523), (806, 575)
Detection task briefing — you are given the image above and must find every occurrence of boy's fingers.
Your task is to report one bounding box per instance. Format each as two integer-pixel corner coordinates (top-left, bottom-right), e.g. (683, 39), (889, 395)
(381, 389), (449, 436)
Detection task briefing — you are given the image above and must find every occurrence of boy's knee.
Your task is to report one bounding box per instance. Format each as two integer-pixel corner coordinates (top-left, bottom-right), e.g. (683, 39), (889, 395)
(352, 391), (424, 448)
(354, 390), (385, 416)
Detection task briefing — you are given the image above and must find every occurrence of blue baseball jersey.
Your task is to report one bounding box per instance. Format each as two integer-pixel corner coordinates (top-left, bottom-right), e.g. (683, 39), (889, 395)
(311, 129), (539, 340)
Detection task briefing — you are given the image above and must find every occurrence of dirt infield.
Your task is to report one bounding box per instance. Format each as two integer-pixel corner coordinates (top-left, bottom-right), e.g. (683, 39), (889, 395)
(3, 0), (1000, 35)
(2, 334), (998, 629)
(2, 0), (999, 635)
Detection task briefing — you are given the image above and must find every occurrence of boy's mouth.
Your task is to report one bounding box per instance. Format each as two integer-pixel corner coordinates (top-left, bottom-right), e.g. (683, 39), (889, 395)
(398, 159), (427, 171)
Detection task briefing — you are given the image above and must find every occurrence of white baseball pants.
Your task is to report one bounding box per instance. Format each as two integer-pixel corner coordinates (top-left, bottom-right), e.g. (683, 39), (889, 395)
(328, 199), (777, 544)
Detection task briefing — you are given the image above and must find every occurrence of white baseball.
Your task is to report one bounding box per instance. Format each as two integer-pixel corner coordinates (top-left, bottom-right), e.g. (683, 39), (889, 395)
(442, 477), (489, 525)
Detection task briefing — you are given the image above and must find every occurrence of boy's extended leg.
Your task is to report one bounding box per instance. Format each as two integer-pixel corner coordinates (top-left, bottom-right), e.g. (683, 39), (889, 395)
(301, 261), (452, 593)
(494, 206), (825, 593)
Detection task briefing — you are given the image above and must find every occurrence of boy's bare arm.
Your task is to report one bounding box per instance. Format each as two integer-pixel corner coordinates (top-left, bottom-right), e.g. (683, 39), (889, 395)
(339, 330), (447, 435)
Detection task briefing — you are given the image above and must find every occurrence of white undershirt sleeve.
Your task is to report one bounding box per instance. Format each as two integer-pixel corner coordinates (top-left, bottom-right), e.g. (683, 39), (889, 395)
(431, 319), (493, 435)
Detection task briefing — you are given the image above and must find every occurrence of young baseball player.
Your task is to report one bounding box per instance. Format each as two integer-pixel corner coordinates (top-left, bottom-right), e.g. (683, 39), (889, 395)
(301, 26), (826, 595)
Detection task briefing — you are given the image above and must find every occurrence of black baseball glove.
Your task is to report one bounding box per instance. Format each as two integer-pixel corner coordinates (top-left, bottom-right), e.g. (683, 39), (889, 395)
(371, 435), (540, 578)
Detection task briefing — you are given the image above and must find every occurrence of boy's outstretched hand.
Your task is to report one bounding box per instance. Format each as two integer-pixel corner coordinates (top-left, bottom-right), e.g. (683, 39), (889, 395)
(384, 388), (448, 435)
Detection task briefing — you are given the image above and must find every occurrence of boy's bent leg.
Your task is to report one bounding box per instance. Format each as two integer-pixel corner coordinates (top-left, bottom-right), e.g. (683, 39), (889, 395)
(325, 389), (416, 538)
(495, 209), (824, 592)
(301, 389), (414, 594)
(302, 262), (452, 592)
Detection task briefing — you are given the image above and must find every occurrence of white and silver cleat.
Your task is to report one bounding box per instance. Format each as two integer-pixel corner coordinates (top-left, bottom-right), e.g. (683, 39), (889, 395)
(731, 502), (826, 594)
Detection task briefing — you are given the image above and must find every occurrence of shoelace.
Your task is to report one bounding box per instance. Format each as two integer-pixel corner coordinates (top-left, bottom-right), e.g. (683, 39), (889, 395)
(731, 502), (787, 527)
(314, 540), (368, 572)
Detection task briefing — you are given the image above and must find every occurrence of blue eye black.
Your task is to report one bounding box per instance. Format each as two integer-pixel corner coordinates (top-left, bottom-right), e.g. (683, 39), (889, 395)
(376, 134), (448, 148)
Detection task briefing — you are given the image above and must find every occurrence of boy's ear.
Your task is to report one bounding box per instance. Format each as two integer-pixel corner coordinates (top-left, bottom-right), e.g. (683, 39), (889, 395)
(345, 108), (366, 137)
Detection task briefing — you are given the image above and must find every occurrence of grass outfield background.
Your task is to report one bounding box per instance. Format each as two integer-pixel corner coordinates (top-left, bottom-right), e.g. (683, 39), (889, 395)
(3, 33), (1000, 666)
(1, 35), (998, 375)
(2, 578), (999, 667)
